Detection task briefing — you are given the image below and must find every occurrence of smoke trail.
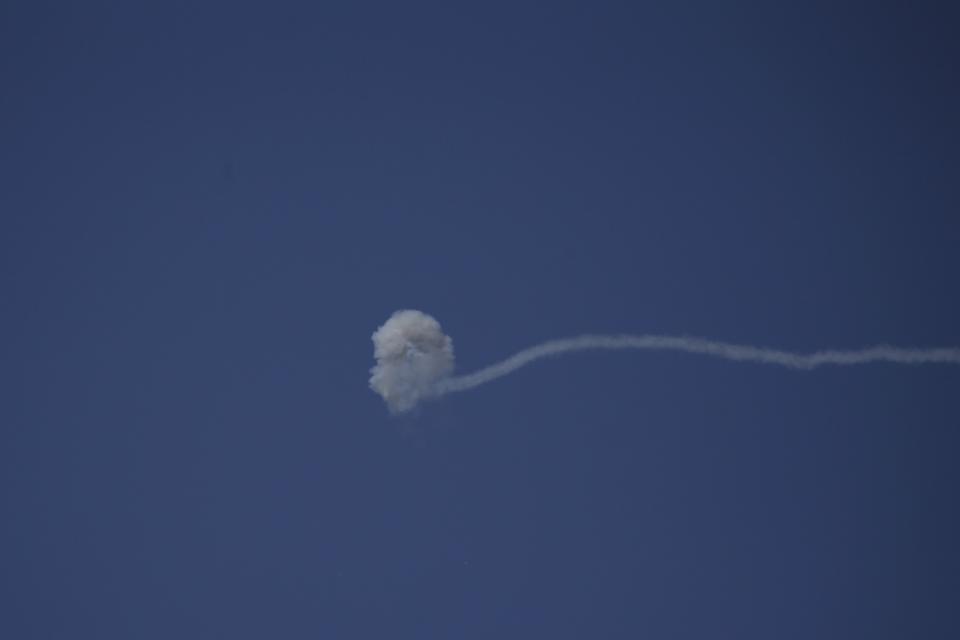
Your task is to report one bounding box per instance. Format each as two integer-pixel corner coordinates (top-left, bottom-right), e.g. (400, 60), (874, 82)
(369, 309), (960, 413)
(434, 335), (960, 395)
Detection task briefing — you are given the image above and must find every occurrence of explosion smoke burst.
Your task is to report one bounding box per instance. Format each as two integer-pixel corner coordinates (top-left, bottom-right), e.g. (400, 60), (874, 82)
(369, 310), (454, 413)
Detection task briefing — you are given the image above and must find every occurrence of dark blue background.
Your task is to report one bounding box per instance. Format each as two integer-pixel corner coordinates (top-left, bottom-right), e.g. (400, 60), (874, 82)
(3, 2), (958, 638)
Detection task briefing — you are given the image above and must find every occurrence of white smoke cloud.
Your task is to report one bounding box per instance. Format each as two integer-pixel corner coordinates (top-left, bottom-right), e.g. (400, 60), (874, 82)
(369, 310), (454, 413)
(370, 309), (960, 413)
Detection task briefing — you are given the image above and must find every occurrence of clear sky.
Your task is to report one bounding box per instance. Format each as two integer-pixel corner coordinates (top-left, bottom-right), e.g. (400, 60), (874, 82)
(2, 2), (959, 638)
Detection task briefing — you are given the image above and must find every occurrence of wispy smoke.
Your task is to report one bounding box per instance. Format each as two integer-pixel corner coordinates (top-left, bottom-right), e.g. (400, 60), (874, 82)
(434, 335), (960, 394)
(369, 309), (960, 413)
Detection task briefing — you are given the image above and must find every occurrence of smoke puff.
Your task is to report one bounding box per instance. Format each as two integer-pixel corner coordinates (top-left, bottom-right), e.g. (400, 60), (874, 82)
(369, 310), (454, 413)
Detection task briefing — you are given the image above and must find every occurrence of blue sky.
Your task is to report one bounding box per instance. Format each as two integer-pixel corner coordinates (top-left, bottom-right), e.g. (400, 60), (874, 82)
(2, 2), (959, 638)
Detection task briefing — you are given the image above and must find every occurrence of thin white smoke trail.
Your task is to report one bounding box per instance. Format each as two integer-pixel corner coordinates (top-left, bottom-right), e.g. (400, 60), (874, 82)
(369, 310), (960, 413)
(434, 335), (960, 395)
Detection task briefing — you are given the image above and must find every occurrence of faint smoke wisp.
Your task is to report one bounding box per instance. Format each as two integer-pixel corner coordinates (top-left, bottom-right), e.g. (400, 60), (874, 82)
(369, 309), (960, 413)
(434, 335), (960, 394)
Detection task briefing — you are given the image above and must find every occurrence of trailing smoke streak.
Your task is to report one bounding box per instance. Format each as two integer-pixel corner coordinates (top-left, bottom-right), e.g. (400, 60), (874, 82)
(370, 309), (960, 413)
(434, 335), (960, 396)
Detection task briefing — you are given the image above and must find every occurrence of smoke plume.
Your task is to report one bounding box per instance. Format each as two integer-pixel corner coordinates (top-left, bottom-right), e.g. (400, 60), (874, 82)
(369, 309), (960, 413)
(369, 310), (454, 413)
